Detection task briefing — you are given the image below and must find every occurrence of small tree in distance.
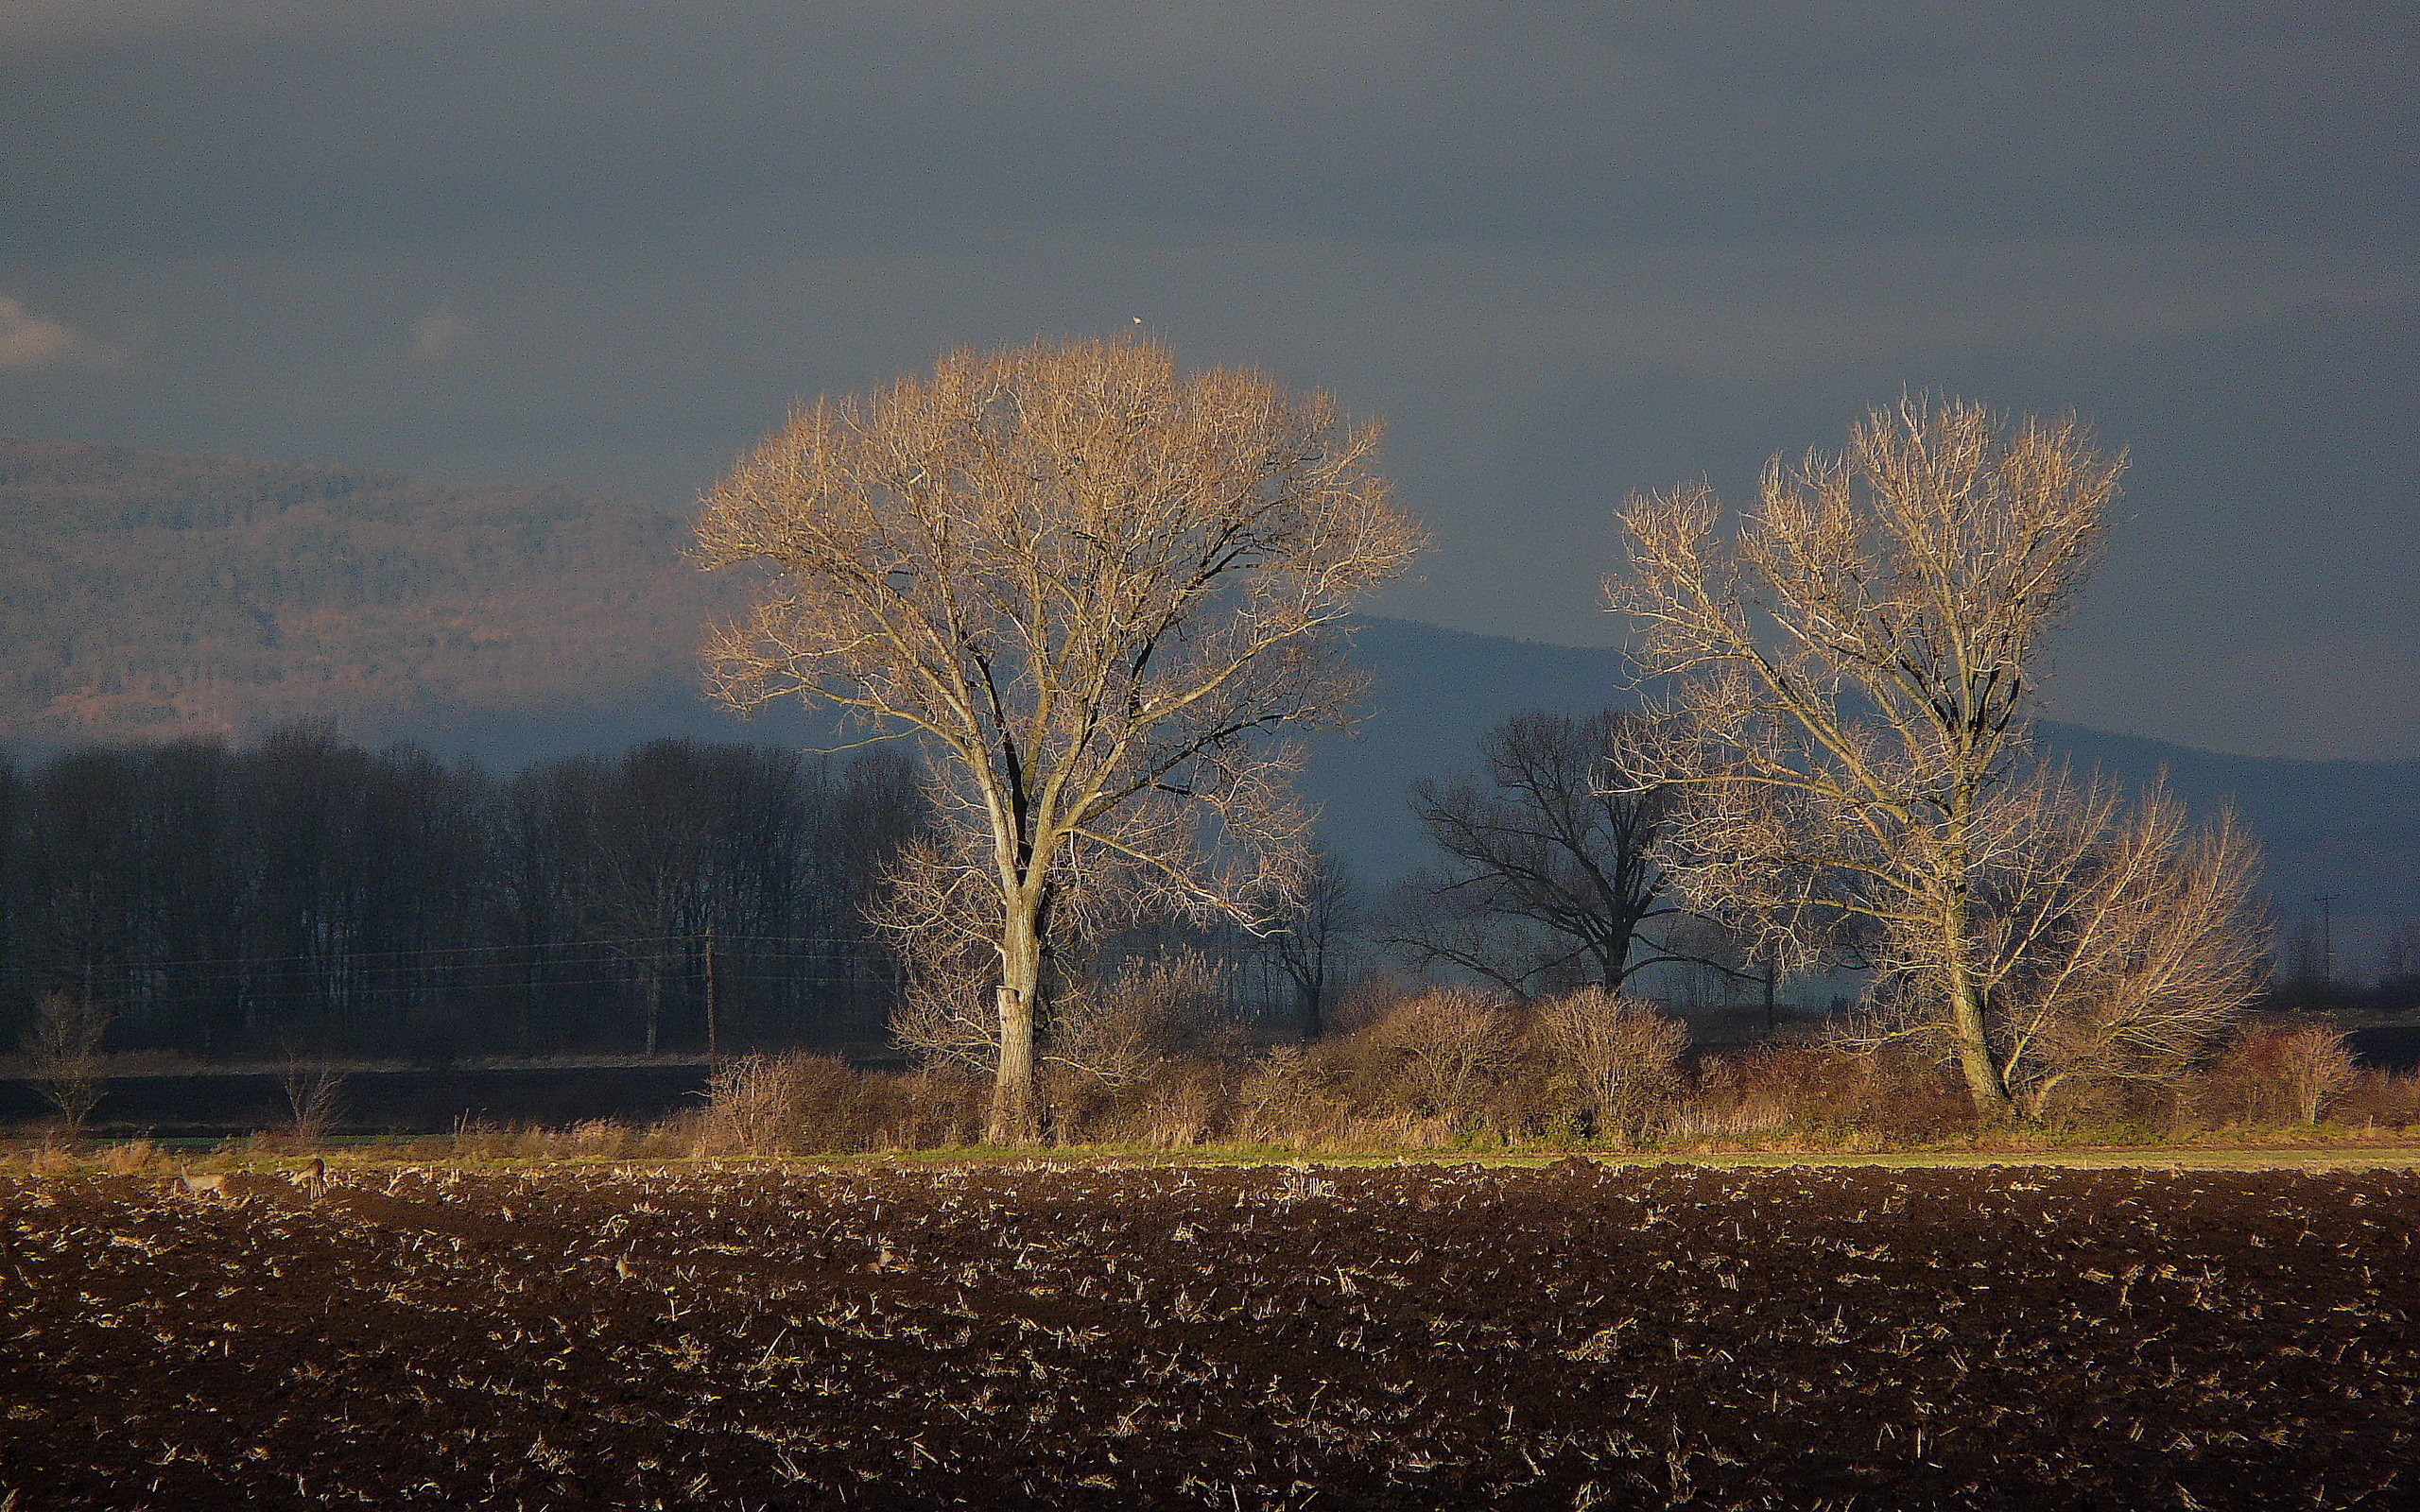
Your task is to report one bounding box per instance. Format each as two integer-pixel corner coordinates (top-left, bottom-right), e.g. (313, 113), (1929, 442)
(1270, 849), (1361, 1039)
(697, 336), (1425, 1143)
(1387, 710), (1697, 998)
(24, 990), (111, 1136)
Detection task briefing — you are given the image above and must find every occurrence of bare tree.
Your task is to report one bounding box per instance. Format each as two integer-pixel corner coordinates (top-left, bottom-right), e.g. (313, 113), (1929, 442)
(1269, 848), (1360, 1039)
(2384, 915), (2420, 993)
(1609, 399), (2258, 1122)
(279, 1052), (349, 1146)
(22, 990), (111, 1135)
(1841, 771), (2267, 1118)
(1387, 711), (1691, 997)
(698, 336), (1423, 1142)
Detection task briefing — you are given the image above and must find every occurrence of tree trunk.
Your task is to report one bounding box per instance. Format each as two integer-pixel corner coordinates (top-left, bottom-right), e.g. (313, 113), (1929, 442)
(987, 905), (1045, 1145)
(1947, 971), (2015, 1123)
(1943, 850), (2017, 1123)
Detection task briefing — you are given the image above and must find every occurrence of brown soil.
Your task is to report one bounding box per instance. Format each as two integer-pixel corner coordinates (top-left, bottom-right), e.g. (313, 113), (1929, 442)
(3, 1161), (2412, 1509)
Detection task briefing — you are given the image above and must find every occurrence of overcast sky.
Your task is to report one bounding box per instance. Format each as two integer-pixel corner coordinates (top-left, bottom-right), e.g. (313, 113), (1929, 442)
(4, 2), (2414, 759)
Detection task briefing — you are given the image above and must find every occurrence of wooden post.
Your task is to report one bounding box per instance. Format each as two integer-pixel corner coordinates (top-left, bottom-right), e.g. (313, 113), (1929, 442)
(704, 926), (718, 1072)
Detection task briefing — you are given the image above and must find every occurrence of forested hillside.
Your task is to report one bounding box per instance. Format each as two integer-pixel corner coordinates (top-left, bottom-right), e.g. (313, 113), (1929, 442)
(0, 437), (743, 748)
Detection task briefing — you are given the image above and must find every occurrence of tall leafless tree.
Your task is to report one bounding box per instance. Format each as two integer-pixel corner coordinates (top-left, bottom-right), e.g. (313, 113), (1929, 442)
(1609, 399), (2261, 1121)
(1387, 711), (1691, 998)
(697, 336), (1424, 1142)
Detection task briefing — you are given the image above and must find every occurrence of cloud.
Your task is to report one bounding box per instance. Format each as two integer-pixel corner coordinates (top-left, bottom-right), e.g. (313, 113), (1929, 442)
(408, 303), (473, 363)
(0, 295), (109, 370)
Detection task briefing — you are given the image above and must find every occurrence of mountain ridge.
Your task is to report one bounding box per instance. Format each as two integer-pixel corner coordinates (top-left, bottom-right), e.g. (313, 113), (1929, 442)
(4, 435), (2411, 950)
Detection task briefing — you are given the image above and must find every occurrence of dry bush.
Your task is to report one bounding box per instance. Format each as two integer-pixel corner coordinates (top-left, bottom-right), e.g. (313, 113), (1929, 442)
(698, 1056), (991, 1155)
(1352, 988), (1518, 1131)
(2332, 1069), (2420, 1130)
(877, 1068), (989, 1148)
(1536, 988), (1685, 1143)
(2201, 1022), (2362, 1127)
(95, 1139), (163, 1176)
(1049, 952), (1233, 1088)
(698, 1054), (893, 1156)
(1674, 1043), (1969, 1144)
(439, 1116), (662, 1161)
(1098, 1061), (1234, 1148)
(564, 1118), (636, 1158)
(26, 1143), (77, 1177)
(1232, 1046), (1353, 1149)
(1666, 1054), (1791, 1141)
(1334, 1109), (1459, 1150)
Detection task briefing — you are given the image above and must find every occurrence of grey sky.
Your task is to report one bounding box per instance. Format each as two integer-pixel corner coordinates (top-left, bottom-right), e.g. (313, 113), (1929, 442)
(4, 2), (2414, 758)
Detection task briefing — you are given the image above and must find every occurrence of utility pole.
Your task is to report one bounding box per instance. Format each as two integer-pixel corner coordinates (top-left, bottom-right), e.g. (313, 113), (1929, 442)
(2315, 895), (2341, 986)
(704, 925), (718, 1072)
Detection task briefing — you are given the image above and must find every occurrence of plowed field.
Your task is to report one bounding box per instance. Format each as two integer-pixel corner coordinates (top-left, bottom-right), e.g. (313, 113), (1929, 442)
(4, 1161), (2413, 1509)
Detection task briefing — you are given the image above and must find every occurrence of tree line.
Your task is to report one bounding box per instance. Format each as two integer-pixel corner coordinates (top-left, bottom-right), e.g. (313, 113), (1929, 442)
(0, 727), (923, 1062)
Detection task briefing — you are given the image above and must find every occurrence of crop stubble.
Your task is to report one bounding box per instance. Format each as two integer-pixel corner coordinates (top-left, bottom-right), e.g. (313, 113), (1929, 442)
(2, 1161), (2412, 1509)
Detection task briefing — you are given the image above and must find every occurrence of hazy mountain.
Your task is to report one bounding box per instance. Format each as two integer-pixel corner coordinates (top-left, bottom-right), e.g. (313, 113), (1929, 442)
(5, 436), (2411, 955)
(0, 436), (753, 753)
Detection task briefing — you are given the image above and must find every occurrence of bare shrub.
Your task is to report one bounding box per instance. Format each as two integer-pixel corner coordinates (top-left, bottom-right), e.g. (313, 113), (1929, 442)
(280, 1056), (349, 1146)
(878, 1069), (990, 1149)
(2333, 1069), (2420, 1131)
(1050, 952), (1230, 1089)
(22, 991), (111, 1135)
(562, 1119), (631, 1158)
(698, 1054), (890, 1156)
(1113, 1061), (1231, 1148)
(2204, 1023), (2360, 1126)
(1675, 1042), (1970, 1144)
(1663, 1059), (1791, 1141)
(1537, 988), (1685, 1143)
(1233, 1046), (1351, 1149)
(1358, 989), (1517, 1131)
(96, 1139), (162, 1176)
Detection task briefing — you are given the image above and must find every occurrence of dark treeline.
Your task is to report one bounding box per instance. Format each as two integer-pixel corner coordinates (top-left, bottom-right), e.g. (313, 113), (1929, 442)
(0, 727), (924, 1061)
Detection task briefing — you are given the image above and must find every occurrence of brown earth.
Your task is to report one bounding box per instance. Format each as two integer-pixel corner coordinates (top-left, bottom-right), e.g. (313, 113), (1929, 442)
(2, 1160), (2412, 1509)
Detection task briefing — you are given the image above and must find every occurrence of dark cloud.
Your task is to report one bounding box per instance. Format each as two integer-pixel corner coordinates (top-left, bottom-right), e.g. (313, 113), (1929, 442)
(1, 0), (2413, 757)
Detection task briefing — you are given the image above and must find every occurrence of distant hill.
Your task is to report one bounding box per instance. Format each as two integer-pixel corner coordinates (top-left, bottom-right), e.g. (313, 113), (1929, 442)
(5, 436), (2411, 958)
(0, 436), (752, 751)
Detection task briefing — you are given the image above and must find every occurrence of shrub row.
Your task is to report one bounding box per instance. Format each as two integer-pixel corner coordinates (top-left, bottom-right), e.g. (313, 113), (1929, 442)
(691, 991), (2414, 1155)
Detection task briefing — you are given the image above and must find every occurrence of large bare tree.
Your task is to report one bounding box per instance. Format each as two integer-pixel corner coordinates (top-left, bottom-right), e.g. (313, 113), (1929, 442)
(1608, 399), (2260, 1121)
(697, 336), (1423, 1142)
